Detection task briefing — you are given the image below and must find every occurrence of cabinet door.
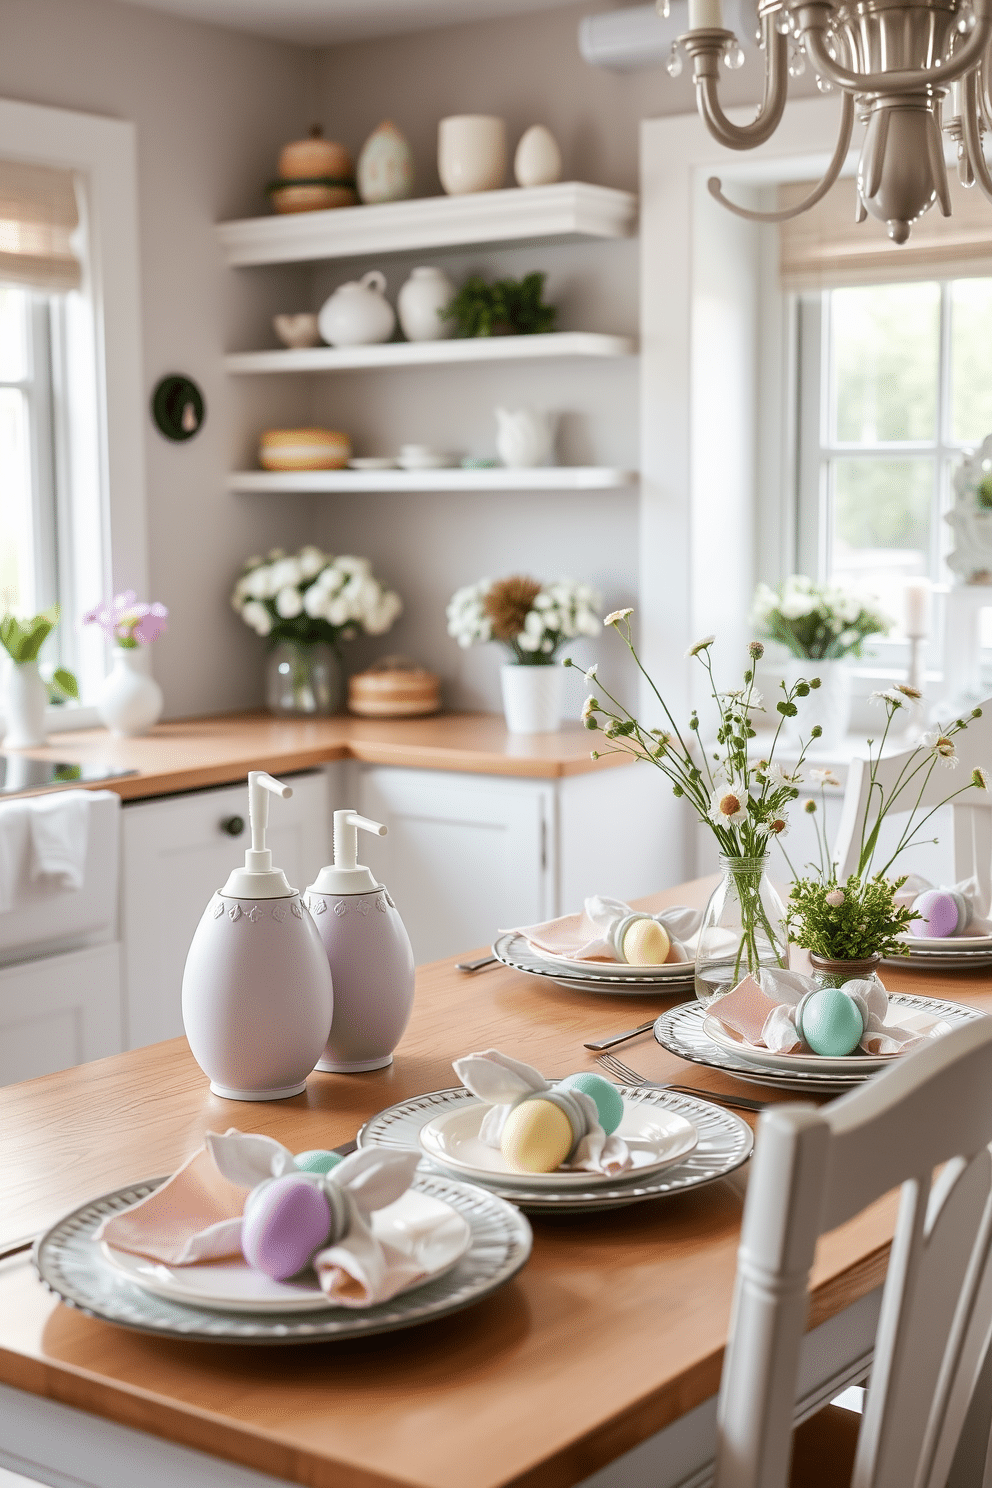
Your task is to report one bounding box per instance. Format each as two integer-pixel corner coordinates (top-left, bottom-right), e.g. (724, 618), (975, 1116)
(121, 769), (331, 1049)
(0, 942), (123, 1085)
(356, 766), (555, 965)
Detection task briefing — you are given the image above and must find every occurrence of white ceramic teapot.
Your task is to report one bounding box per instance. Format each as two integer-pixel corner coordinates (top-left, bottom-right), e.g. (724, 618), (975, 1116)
(318, 271), (396, 347)
(495, 407), (556, 469)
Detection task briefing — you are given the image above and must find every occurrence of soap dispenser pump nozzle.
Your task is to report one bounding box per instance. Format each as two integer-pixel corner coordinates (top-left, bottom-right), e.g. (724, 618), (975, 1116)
(310, 809), (387, 895)
(220, 771), (297, 898)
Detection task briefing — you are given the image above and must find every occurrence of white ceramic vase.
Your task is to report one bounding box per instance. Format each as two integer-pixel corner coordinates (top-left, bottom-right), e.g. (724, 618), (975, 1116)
(438, 116), (507, 195)
(501, 663), (564, 734)
(98, 647), (163, 737)
(781, 656), (852, 752)
(514, 125), (562, 188)
(397, 267), (456, 342)
(3, 659), (47, 748)
(356, 121), (415, 204)
(495, 407), (556, 468)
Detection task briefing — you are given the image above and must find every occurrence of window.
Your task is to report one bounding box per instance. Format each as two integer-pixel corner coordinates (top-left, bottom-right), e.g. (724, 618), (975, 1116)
(0, 286), (60, 624)
(797, 278), (992, 638)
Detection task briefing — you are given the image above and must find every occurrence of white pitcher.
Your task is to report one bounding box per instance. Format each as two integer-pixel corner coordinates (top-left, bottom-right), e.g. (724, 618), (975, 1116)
(495, 408), (556, 469)
(318, 271), (396, 347)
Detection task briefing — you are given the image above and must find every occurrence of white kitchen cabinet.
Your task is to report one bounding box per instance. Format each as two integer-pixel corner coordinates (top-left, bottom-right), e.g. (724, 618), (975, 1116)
(120, 768), (333, 1049)
(352, 760), (668, 964)
(0, 942), (122, 1085)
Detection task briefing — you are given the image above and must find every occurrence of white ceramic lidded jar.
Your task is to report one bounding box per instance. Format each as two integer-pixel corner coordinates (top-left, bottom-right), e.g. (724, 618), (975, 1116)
(182, 771), (333, 1101)
(397, 267), (456, 342)
(318, 271), (396, 347)
(306, 810), (415, 1073)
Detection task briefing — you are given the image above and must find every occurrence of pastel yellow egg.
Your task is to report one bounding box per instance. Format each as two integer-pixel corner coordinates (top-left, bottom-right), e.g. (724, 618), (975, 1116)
(500, 1099), (574, 1173)
(622, 918), (671, 965)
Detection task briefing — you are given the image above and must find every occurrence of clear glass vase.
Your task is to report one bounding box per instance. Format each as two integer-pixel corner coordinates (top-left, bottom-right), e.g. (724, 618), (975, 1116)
(808, 953), (883, 991)
(694, 854), (789, 1007)
(265, 640), (342, 717)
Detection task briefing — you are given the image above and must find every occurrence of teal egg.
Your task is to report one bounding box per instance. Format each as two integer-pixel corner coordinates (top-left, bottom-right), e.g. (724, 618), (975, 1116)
(798, 988), (864, 1058)
(557, 1072), (624, 1134)
(294, 1149), (344, 1175)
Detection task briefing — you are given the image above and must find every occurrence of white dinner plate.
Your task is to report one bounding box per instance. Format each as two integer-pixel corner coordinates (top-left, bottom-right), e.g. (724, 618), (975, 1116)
(519, 946), (695, 979)
(701, 1008), (953, 1076)
(100, 1189), (472, 1313)
(493, 933), (695, 992)
(418, 1099), (697, 1188)
(348, 456), (398, 470)
(901, 932), (992, 951)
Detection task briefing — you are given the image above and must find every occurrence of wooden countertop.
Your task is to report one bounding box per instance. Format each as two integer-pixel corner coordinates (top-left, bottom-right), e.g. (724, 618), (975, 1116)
(3, 879), (989, 1488)
(2, 711), (628, 800)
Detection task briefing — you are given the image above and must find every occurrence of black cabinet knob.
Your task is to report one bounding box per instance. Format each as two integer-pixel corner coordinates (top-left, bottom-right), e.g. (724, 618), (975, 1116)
(220, 815), (245, 837)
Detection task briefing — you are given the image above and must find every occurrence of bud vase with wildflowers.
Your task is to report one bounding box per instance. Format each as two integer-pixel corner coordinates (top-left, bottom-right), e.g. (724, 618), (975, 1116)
(568, 612), (820, 999)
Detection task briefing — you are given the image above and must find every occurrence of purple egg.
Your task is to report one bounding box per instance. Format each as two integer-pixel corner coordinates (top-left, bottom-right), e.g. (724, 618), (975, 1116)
(241, 1173), (332, 1280)
(912, 890), (961, 939)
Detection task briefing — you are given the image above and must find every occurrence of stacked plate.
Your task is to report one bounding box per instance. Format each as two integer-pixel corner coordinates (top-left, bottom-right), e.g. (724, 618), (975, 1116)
(492, 932), (696, 996)
(34, 1173), (532, 1344)
(655, 993), (984, 1094)
(358, 1084), (753, 1213)
(883, 933), (992, 971)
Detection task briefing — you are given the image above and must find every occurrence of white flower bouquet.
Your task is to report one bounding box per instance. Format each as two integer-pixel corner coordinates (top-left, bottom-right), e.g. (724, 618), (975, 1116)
(751, 575), (891, 659)
(447, 575), (601, 665)
(232, 547), (402, 650)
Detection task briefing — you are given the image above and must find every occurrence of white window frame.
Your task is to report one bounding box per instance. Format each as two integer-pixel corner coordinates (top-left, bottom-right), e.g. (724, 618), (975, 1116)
(0, 96), (147, 729)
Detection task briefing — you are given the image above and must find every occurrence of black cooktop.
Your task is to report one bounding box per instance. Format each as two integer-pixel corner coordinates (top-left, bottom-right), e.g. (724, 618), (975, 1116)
(0, 758), (137, 795)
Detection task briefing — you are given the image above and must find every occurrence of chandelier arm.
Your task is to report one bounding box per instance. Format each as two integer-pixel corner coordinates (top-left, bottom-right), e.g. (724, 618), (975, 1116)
(688, 13), (789, 150)
(980, 47), (992, 125)
(705, 93), (855, 221)
(799, 4), (992, 95)
(961, 69), (992, 204)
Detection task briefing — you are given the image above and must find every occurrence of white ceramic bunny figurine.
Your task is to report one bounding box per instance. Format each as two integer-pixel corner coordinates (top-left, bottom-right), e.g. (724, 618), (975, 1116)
(494, 408), (556, 468)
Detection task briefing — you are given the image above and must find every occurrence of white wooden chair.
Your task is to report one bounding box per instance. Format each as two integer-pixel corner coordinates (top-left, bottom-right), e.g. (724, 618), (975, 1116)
(714, 1017), (992, 1488)
(832, 703), (992, 905)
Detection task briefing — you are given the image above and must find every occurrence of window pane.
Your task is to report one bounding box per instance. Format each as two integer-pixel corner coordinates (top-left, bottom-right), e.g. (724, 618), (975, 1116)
(0, 386), (34, 611)
(0, 286), (28, 383)
(950, 279), (992, 444)
(830, 283), (940, 444)
(830, 456), (933, 621)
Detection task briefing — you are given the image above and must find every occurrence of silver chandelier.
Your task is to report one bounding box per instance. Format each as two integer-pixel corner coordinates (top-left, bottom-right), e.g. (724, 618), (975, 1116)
(676, 0), (992, 240)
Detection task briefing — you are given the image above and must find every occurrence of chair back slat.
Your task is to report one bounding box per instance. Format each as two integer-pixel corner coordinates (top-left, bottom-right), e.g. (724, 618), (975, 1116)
(714, 1018), (992, 1488)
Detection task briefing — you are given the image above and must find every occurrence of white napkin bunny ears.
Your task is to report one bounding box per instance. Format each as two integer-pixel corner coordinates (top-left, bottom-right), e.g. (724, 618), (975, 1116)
(453, 1049), (632, 1175)
(731, 968), (927, 1058)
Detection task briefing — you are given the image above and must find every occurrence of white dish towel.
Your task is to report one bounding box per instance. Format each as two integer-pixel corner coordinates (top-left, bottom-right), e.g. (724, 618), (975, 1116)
(0, 789), (94, 913)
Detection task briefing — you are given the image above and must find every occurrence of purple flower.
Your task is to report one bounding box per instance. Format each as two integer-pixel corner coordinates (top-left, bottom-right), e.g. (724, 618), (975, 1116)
(83, 591), (168, 646)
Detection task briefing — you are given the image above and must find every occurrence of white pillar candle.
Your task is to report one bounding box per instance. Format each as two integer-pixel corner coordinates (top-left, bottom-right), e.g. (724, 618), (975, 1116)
(951, 80), (963, 118)
(688, 0), (725, 27)
(904, 577), (932, 639)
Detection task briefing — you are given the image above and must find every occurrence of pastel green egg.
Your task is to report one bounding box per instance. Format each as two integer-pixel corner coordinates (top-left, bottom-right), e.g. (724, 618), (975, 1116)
(799, 988), (864, 1057)
(557, 1072), (624, 1134)
(621, 918), (671, 966)
(500, 1099), (574, 1173)
(294, 1149), (344, 1175)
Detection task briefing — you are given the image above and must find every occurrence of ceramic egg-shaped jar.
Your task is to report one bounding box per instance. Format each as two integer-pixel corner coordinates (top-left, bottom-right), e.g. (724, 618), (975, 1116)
(397, 267), (456, 342)
(318, 271), (396, 347)
(514, 125), (562, 188)
(279, 127), (353, 184)
(307, 887), (415, 1073)
(181, 893), (333, 1101)
(356, 121), (414, 204)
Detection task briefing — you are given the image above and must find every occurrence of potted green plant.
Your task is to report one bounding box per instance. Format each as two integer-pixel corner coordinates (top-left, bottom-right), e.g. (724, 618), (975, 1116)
(441, 272), (556, 338)
(0, 606), (77, 748)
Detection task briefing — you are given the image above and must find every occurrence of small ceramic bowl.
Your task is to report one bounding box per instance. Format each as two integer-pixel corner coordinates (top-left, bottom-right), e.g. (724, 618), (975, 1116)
(273, 314), (322, 350)
(397, 445), (458, 471)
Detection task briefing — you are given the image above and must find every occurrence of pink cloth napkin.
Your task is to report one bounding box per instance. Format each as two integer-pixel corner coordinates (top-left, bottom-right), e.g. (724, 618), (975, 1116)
(712, 969), (928, 1058)
(95, 1129), (428, 1307)
(453, 1048), (632, 1175)
(510, 896), (701, 963)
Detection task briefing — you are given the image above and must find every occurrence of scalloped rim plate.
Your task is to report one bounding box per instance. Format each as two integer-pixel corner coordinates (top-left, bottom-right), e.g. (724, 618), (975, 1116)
(493, 932), (695, 985)
(702, 1007), (952, 1075)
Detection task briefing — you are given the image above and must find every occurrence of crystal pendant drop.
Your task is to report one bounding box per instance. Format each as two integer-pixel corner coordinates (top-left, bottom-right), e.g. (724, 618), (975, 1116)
(788, 44), (806, 77)
(815, 73), (833, 93)
(657, 0), (671, 17)
(724, 38), (745, 68)
(667, 41), (683, 77)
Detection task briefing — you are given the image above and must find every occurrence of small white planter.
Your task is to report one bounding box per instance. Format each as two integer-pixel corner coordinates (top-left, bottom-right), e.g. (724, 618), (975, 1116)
(500, 663), (564, 734)
(97, 646), (163, 737)
(781, 656), (852, 752)
(3, 659), (47, 747)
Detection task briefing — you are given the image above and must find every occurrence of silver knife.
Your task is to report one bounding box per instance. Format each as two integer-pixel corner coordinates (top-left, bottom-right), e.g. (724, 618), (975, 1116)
(584, 1019), (657, 1051)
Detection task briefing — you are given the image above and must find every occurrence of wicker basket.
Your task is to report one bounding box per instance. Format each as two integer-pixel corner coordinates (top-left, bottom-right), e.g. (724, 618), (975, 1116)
(348, 658), (441, 717)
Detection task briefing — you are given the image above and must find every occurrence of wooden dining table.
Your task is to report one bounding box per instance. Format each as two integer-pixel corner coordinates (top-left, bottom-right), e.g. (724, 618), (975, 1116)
(1, 877), (990, 1488)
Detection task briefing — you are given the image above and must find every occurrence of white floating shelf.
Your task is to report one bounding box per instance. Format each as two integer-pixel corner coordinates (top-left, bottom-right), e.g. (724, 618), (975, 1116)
(228, 467), (635, 494)
(225, 332), (635, 375)
(217, 183), (637, 268)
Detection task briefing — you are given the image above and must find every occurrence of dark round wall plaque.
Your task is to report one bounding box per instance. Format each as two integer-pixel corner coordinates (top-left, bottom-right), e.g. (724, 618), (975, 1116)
(152, 374), (205, 442)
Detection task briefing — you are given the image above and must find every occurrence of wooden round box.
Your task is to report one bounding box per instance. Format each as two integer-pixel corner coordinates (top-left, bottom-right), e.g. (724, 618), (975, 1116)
(348, 659), (441, 718)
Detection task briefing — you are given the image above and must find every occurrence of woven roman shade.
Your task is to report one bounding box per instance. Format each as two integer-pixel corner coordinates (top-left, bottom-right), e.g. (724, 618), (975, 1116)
(779, 173), (992, 289)
(0, 159), (81, 292)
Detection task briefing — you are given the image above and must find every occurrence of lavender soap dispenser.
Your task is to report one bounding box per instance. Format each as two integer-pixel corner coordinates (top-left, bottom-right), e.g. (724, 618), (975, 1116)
(182, 771), (333, 1101)
(306, 810), (415, 1072)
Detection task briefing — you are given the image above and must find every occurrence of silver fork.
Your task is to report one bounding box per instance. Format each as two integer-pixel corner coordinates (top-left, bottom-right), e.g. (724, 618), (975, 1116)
(596, 1053), (770, 1113)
